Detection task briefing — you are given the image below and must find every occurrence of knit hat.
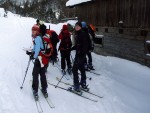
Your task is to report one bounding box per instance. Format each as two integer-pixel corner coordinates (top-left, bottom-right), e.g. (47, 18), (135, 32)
(75, 21), (82, 28)
(62, 24), (68, 30)
(36, 19), (39, 24)
(81, 21), (87, 28)
(32, 24), (40, 35)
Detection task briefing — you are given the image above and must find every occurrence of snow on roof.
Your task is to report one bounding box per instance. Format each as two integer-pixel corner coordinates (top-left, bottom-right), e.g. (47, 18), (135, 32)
(66, 0), (92, 7)
(0, 8), (5, 17)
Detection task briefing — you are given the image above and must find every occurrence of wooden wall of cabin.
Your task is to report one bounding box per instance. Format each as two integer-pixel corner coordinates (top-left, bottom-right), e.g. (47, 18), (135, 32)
(70, 0), (150, 28)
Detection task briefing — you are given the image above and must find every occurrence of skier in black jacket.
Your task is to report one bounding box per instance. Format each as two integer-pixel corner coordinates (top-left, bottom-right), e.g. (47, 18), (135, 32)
(72, 22), (90, 93)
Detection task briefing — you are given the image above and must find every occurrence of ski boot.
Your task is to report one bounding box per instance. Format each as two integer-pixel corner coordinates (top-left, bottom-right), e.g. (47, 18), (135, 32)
(72, 85), (82, 95)
(33, 90), (39, 101)
(80, 83), (89, 92)
(61, 69), (66, 75)
(88, 62), (95, 70)
(84, 64), (90, 71)
(67, 68), (72, 75)
(41, 89), (48, 98)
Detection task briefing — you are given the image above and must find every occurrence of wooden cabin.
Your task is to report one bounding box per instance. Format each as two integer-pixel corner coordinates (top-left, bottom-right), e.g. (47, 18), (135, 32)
(66, 0), (150, 66)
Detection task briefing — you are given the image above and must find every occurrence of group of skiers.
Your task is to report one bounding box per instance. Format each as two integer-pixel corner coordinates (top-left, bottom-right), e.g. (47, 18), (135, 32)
(26, 19), (96, 98)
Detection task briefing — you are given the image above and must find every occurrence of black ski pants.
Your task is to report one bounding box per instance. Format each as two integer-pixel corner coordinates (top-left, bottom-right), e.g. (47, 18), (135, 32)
(60, 50), (72, 70)
(32, 59), (47, 92)
(85, 51), (92, 64)
(72, 56), (86, 86)
(52, 43), (58, 59)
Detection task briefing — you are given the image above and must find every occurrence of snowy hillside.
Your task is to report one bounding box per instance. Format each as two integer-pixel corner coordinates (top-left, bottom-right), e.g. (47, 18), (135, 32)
(0, 12), (150, 113)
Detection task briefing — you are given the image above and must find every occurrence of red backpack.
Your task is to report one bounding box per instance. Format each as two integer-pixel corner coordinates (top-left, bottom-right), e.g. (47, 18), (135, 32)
(59, 30), (72, 51)
(40, 35), (53, 65)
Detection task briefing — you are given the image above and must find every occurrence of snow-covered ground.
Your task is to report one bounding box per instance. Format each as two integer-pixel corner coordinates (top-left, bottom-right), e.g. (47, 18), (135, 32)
(0, 11), (150, 113)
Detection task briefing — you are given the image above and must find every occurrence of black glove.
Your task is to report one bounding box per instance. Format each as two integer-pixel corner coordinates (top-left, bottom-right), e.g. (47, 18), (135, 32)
(30, 54), (34, 60)
(26, 51), (32, 55)
(26, 51), (34, 60)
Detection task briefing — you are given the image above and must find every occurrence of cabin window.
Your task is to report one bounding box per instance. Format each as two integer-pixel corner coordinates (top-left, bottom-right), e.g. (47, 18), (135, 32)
(105, 28), (108, 33)
(94, 35), (104, 47)
(145, 40), (150, 57)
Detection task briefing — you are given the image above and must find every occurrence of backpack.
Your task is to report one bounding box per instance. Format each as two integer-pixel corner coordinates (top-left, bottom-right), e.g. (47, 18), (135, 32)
(41, 35), (53, 57)
(39, 35), (53, 66)
(46, 30), (59, 45)
(40, 24), (46, 36)
(59, 31), (72, 50)
(51, 30), (59, 44)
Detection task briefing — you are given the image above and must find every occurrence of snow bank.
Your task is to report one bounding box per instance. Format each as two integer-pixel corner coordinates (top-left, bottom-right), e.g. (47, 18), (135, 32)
(0, 8), (5, 17)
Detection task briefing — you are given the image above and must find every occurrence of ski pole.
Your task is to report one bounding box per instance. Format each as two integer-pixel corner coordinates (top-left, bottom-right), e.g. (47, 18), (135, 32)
(55, 73), (65, 88)
(20, 57), (31, 89)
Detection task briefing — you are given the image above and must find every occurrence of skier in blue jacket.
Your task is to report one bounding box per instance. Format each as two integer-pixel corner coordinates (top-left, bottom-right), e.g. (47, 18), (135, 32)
(27, 24), (48, 99)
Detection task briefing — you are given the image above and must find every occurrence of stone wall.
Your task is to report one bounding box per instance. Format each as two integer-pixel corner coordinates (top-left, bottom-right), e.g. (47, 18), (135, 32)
(94, 27), (150, 67)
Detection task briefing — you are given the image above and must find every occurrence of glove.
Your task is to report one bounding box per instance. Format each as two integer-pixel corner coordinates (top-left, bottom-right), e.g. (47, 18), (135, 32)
(26, 51), (32, 55)
(26, 51), (34, 60)
(30, 53), (34, 60)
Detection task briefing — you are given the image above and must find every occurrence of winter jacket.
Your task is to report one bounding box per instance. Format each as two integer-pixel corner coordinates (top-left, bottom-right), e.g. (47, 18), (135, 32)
(33, 36), (44, 59)
(74, 29), (90, 57)
(81, 28), (91, 52)
(59, 26), (72, 51)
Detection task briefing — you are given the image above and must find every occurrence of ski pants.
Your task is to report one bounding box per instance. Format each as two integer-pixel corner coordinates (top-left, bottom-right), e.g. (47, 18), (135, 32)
(51, 43), (58, 60)
(60, 50), (72, 70)
(85, 51), (92, 64)
(32, 59), (47, 92)
(72, 55), (86, 86)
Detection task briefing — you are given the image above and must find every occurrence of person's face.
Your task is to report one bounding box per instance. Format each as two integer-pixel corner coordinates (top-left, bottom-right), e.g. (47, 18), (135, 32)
(32, 30), (37, 36)
(75, 25), (81, 31)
